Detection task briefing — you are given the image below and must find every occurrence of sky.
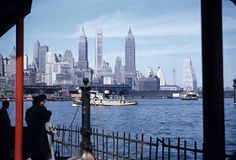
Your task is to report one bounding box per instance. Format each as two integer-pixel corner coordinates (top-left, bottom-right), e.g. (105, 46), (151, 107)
(0, 0), (236, 88)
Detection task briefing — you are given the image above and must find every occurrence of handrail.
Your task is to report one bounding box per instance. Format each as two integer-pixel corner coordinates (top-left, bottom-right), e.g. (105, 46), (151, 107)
(52, 125), (206, 159)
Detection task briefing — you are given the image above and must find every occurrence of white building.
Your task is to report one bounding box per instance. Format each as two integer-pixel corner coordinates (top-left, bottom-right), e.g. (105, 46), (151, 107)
(45, 52), (56, 85)
(157, 67), (166, 86)
(146, 66), (153, 77)
(183, 59), (197, 92)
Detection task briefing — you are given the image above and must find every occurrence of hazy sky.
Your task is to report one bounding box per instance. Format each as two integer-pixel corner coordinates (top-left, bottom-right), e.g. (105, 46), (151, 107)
(0, 0), (236, 88)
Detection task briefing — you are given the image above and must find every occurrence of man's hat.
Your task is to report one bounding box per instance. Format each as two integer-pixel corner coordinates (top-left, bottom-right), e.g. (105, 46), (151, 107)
(33, 96), (41, 103)
(39, 94), (47, 101)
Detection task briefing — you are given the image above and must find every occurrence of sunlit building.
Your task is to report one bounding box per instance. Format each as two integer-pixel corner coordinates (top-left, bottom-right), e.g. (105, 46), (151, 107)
(183, 59), (197, 92)
(157, 67), (166, 86)
(24, 54), (28, 70)
(146, 66), (154, 77)
(8, 47), (16, 76)
(95, 29), (103, 77)
(33, 40), (49, 83)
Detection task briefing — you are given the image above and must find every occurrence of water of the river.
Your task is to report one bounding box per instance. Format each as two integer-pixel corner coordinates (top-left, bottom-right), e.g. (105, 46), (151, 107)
(8, 98), (236, 156)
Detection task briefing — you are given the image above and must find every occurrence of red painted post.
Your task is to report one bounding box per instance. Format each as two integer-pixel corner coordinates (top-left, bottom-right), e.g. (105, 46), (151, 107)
(15, 16), (24, 160)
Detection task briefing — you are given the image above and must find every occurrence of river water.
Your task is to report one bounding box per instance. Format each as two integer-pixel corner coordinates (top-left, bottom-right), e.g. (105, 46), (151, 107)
(8, 98), (236, 156)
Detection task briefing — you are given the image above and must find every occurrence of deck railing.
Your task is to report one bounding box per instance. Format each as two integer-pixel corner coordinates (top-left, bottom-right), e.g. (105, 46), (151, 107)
(52, 125), (204, 160)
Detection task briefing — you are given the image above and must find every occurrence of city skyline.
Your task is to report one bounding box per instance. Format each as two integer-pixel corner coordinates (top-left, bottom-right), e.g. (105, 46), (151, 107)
(0, 0), (236, 87)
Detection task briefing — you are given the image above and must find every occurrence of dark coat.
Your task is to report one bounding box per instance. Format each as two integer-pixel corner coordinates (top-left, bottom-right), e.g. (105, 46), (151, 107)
(25, 104), (52, 159)
(0, 107), (11, 159)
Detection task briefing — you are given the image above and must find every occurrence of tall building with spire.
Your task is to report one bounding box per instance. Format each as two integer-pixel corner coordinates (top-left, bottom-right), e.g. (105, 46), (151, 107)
(78, 27), (88, 70)
(95, 29), (103, 77)
(125, 28), (138, 90)
(183, 59), (197, 92)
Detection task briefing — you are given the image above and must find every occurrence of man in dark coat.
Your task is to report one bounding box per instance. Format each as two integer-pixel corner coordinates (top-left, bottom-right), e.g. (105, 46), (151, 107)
(25, 95), (52, 160)
(0, 100), (11, 160)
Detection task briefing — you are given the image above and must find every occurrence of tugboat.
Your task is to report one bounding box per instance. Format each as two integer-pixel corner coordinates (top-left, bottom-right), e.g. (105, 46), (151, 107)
(180, 90), (198, 100)
(72, 90), (137, 106)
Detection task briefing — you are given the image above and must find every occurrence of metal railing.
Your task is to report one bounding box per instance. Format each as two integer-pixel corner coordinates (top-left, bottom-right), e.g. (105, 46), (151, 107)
(52, 125), (204, 160)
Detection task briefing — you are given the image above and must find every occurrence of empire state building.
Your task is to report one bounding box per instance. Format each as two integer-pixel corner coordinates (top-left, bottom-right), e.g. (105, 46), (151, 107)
(78, 27), (88, 70)
(125, 28), (138, 90)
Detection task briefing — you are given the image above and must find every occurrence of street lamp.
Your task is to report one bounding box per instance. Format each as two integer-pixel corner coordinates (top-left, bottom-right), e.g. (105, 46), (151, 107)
(69, 78), (94, 160)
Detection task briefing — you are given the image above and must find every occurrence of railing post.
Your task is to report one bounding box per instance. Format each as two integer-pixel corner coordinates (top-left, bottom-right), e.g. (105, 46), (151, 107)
(177, 138), (180, 160)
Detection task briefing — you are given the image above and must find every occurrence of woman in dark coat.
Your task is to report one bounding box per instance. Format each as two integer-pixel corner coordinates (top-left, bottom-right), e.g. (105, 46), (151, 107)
(0, 100), (11, 160)
(25, 95), (52, 160)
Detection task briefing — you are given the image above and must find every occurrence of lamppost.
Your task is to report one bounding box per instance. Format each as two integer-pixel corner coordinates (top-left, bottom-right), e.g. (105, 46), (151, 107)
(69, 78), (94, 160)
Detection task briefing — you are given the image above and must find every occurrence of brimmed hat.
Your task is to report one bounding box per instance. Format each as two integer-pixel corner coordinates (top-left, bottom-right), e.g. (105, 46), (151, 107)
(2, 99), (9, 106)
(33, 96), (41, 103)
(39, 94), (47, 101)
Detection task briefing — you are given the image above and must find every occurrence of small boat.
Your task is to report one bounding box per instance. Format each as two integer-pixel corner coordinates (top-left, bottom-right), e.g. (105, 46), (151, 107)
(72, 98), (82, 107)
(90, 97), (137, 106)
(72, 90), (137, 106)
(180, 91), (198, 100)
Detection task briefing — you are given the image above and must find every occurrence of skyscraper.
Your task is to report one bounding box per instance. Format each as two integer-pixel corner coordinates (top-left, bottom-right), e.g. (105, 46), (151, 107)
(146, 66), (154, 77)
(63, 50), (74, 69)
(114, 56), (125, 85)
(45, 52), (55, 85)
(24, 54), (28, 70)
(95, 29), (103, 76)
(157, 67), (166, 86)
(183, 59), (197, 92)
(33, 40), (40, 69)
(0, 55), (4, 77)
(78, 27), (88, 70)
(9, 47), (16, 76)
(33, 40), (49, 73)
(125, 28), (138, 90)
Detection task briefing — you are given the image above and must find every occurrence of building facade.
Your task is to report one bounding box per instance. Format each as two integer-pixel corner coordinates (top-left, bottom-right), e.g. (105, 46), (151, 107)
(157, 67), (166, 86)
(78, 27), (88, 70)
(63, 50), (74, 70)
(0, 55), (4, 77)
(33, 40), (49, 83)
(114, 56), (125, 85)
(125, 28), (138, 90)
(183, 59), (197, 92)
(138, 77), (160, 91)
(95, 29), (103, 77)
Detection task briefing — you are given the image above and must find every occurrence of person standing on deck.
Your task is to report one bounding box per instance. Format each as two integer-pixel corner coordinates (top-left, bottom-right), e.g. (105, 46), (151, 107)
(25, 95), (52, 160)
(0, 99), (12, 160)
